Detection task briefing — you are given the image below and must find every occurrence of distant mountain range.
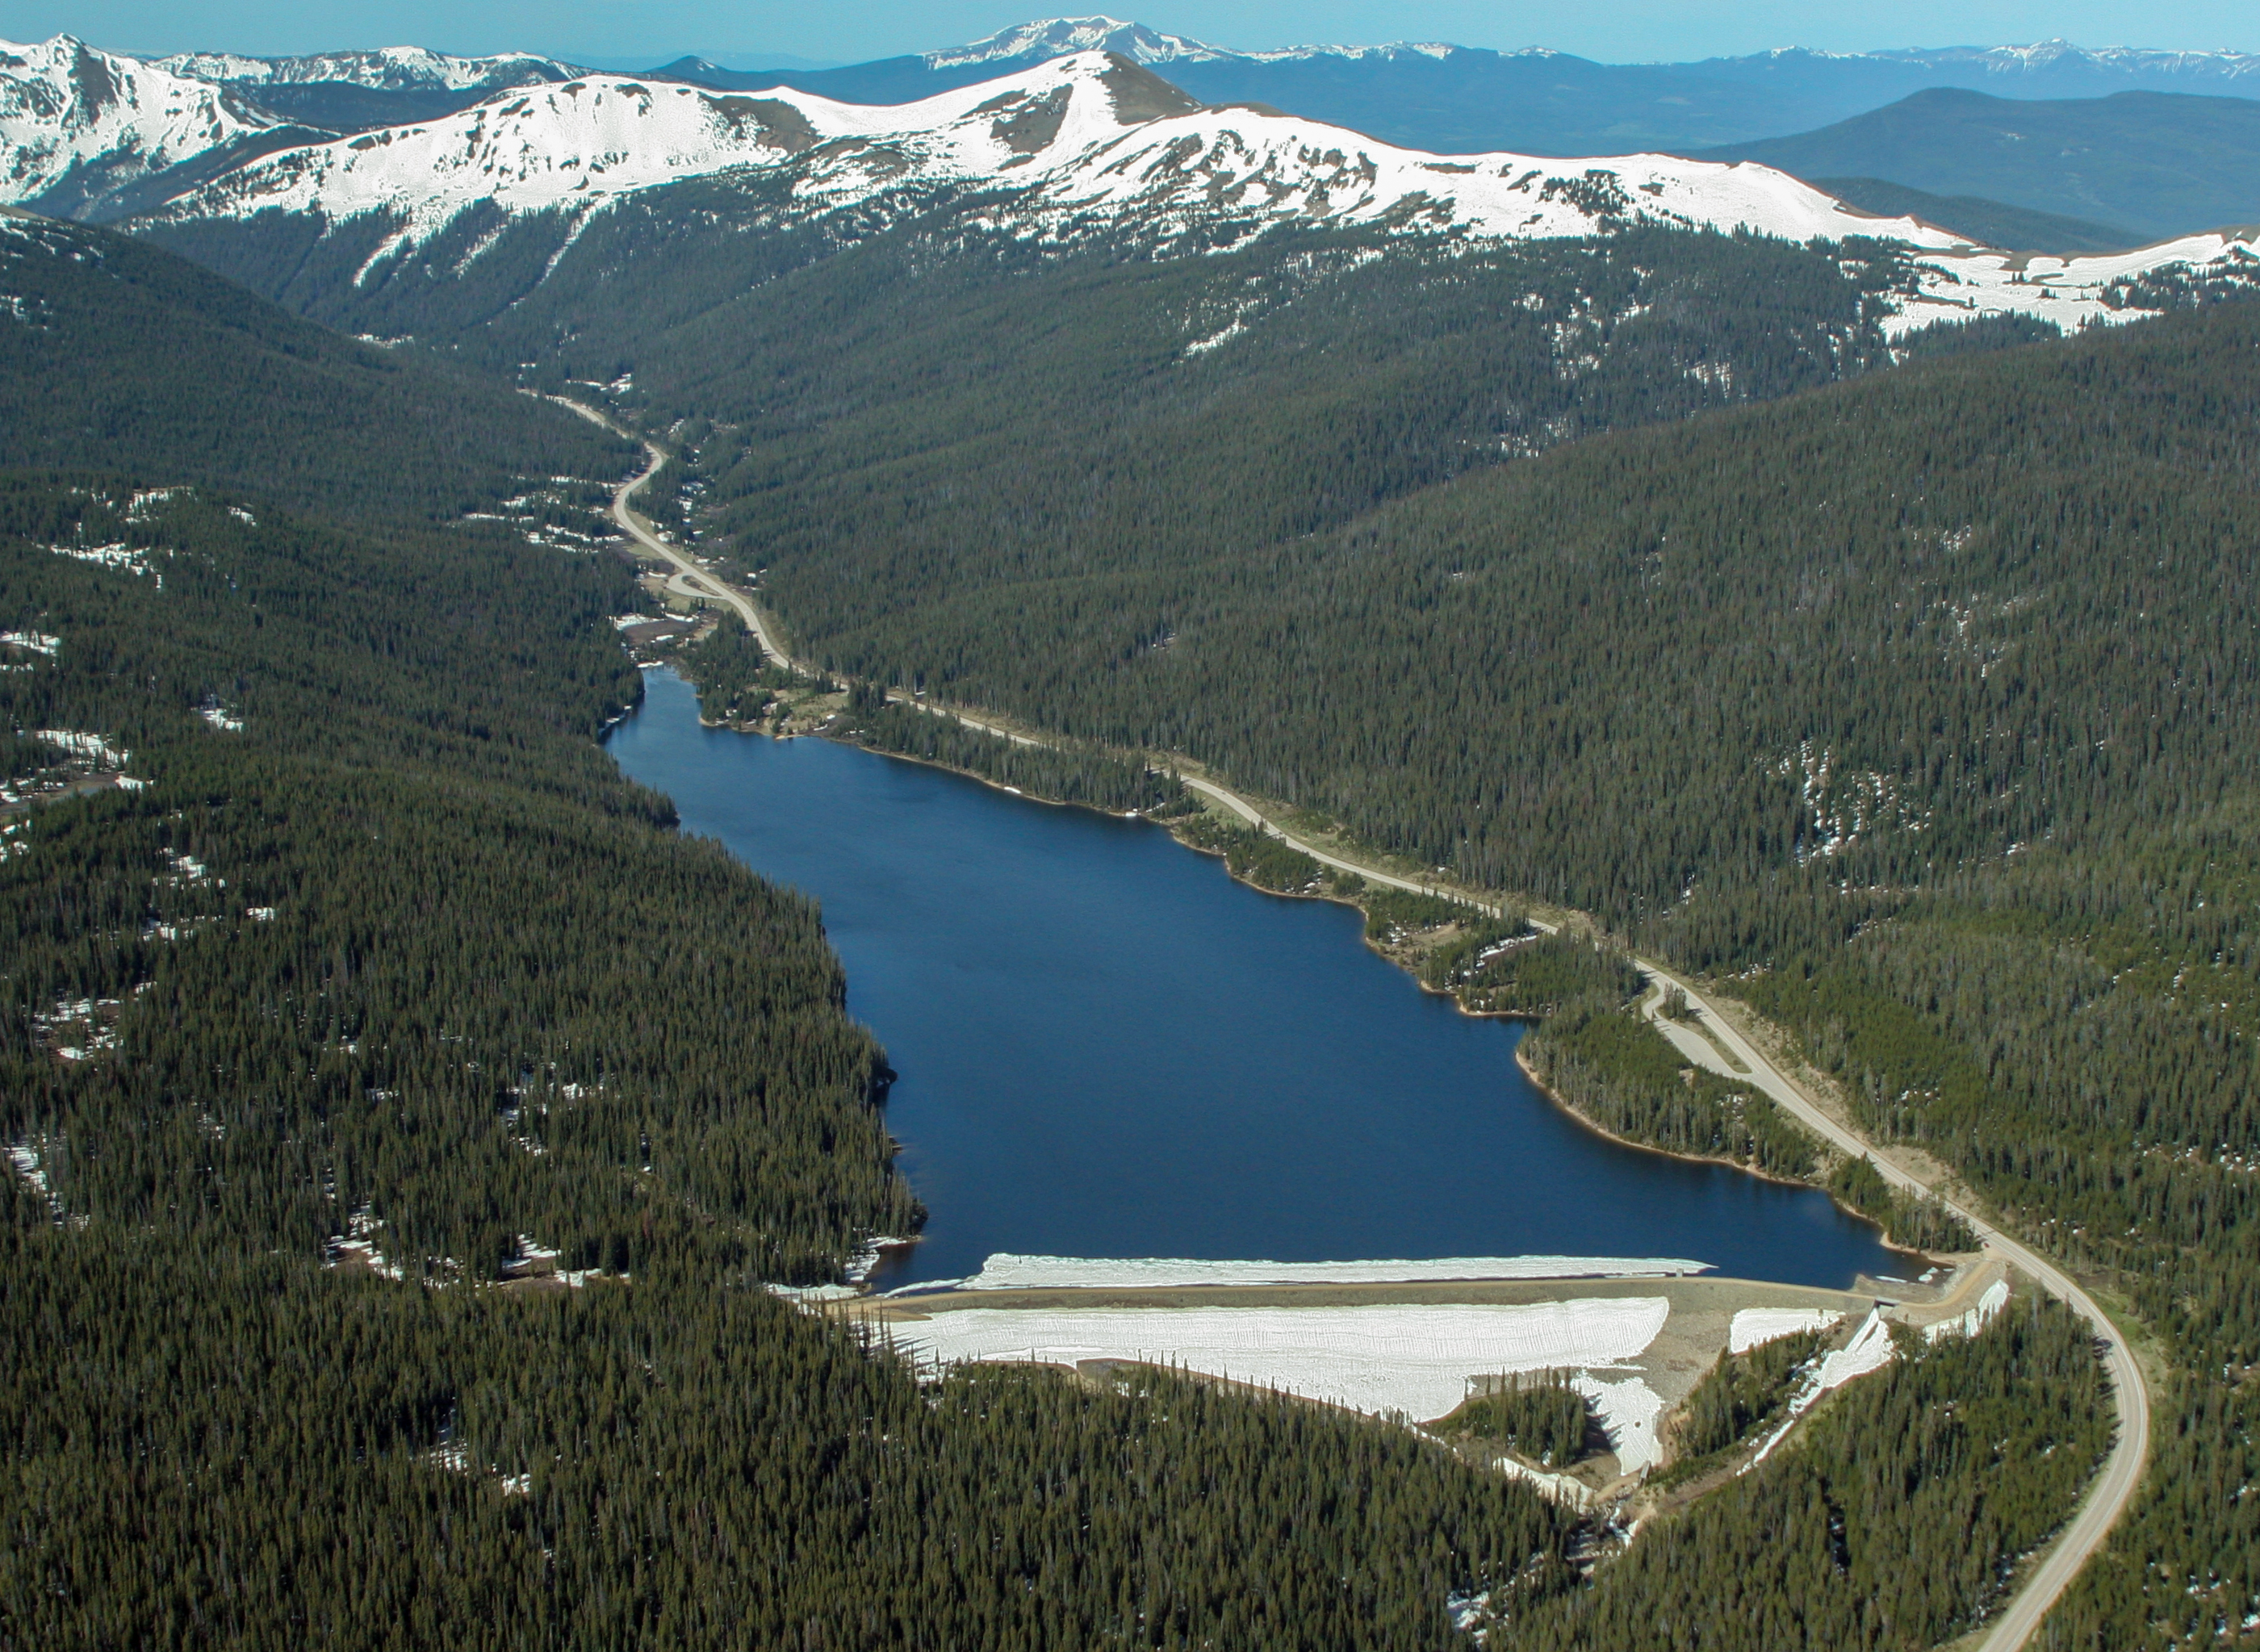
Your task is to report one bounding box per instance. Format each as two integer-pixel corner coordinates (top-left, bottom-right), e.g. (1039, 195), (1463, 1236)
(52, 15), (2260, 159)
(148, 43), (583, 132)
(5, 21), (2259, 288)
(656, 16), (2260, 157)
(106, 48), (2257, 349)
(1697, 89), (2260, 245)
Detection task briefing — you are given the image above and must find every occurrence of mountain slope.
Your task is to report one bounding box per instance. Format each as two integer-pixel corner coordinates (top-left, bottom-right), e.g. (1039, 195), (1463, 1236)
(0, 149), (1588, 1651)
(1813, 176), (2137, 253)
(1698, 87), (2260, 241)
(0, 36), (299, 221)
(689, 291), (2260, 1652)
(125, 50), (2260, 343)
(0, 207), (628, 518)
(155, 44), (590, 138)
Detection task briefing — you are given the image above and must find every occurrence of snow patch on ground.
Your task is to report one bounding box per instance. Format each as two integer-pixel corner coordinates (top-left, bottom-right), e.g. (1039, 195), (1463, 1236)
(327, 1205), (404, 1280)
(1747, 1307), (1898, 1466)
(888, 1296), (1671, 1422)
(50, 542), (155, 577)
(1926, 1278), (2011, 1342)
(845, 1236), (914, 1282)
(1813, 1307), (1898, 1389)
(1573, 1372), (1667, 1474)
(1729, 1307), (1843, 1354)
(906, 1252), (1714, 1294)
(7, 1142), (49, 1198)
(36, 728), (127, 767)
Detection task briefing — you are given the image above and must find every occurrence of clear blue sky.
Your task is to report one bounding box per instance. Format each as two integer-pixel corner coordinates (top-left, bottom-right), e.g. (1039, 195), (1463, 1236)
(2, 0), (2253, 66)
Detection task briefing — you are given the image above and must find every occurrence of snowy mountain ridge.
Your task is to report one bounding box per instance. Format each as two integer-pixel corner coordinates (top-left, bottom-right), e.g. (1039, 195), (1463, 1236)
(152, 46), (585, 94)
(948, 17), (2260, 80)
(132, 50), (2258, 337)
(925, 17), (1464, 69)
(0, 36), (279, 217)
(145, 52), (1946, 245)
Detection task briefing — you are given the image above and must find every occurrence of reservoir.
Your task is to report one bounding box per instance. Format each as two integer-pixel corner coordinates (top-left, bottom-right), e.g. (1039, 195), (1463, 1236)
(607, 669), (1902, 1289)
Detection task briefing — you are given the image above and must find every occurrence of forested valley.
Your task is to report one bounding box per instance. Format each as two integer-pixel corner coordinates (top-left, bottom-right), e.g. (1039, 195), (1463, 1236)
(537, 232), (2259, 1644)
(2, 227), (1583, 1647)
(6, 169), (2255, 1644)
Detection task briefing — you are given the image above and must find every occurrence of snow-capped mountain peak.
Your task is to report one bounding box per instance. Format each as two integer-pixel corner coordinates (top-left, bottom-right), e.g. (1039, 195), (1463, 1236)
(1, 35), (276, 216)
(926, 17), (1227, 69)
(19, 43), (2253, 337)
(925, 17), (1469, 69)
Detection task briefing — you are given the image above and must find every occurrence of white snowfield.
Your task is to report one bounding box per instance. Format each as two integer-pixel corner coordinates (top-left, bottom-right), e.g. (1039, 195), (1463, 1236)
(1926, 1277), (2012, 1342)
(889, 1295), (1671, 1425)
(1813, 1307), (1898, 1388)
(8, 37), (2256, 327)
(0, 36), (274, 207)
(1573, 1373), (1667, 1474)
(83, 46), (2245, 332)
(1728, 1307), (1844, 1354)
(910, 1251), (1715, 1294)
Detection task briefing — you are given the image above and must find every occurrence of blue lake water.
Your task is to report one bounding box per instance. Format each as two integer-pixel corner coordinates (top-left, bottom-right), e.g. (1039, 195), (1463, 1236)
(606, 668), (1902, 1289)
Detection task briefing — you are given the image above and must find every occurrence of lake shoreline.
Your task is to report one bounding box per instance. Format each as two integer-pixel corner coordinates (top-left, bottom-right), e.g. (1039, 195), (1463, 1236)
(1514, 1048), (1934, 1266)
(608, 667), (1909, 1290)
(1514, 1047), (1818, 1191)
(773, 704), (1923, 1266)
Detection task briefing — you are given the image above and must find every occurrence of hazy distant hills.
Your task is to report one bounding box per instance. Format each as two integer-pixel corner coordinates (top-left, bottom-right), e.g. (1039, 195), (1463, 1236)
(659, 16), (2260, 157)
(1697, 89), (2260, 244)
(1810, 177), (2139, 253)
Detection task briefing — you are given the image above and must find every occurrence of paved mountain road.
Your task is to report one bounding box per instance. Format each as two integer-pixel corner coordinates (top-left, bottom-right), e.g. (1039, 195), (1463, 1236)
(1206, 792), (2149, 1652)
(1636, 969), (2149, 1652)
(549, 404), (799, 667)
(569, 406), (2144, 1650)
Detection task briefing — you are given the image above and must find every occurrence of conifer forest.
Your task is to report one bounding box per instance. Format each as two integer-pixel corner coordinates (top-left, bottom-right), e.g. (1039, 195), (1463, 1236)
(2, 131), (2257, 1647)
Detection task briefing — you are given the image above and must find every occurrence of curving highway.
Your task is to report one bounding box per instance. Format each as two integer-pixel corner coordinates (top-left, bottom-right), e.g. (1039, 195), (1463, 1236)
(1181, 781), (2149, 1652)
(569, 405), (2144, 1650)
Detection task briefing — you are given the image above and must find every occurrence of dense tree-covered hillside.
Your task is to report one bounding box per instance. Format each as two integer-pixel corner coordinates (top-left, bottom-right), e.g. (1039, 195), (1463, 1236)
(0, 209), (630, 519)
(0, 241), (1578, 1646)
(10, 186), (2241, 1642)
(636, 297), (2260, 1644)
(2, 466), (1629, 1644)
(144, 188), (1944, 548)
